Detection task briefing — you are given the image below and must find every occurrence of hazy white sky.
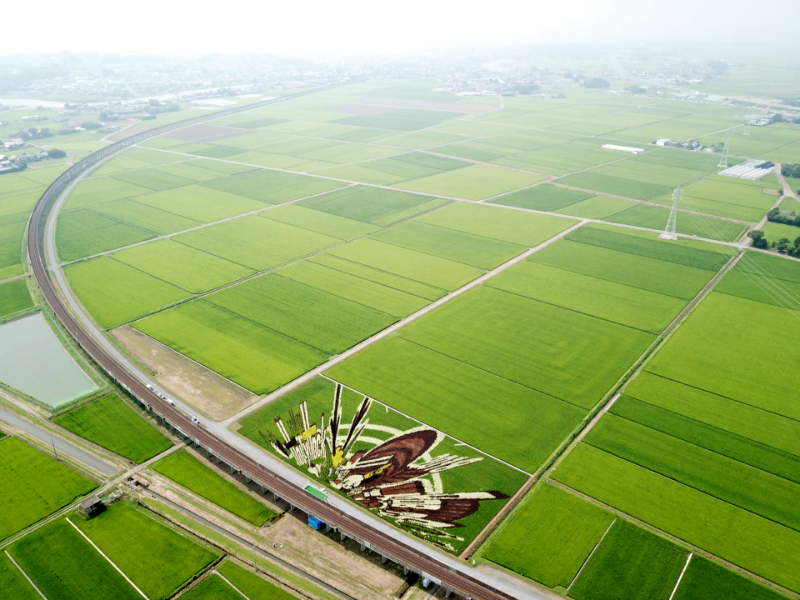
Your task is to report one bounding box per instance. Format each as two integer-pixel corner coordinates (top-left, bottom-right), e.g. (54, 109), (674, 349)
(3, 0), (799, 56)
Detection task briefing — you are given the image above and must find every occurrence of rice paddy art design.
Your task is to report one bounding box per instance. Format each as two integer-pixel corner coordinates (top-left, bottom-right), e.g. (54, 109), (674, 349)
(265, 383), (508, 550)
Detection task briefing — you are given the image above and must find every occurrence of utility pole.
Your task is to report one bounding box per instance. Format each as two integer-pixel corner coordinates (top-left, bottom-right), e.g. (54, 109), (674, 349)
(718, 129), (732, 168)
(51, 437), (59, 461)
(660, 187), (681, 241)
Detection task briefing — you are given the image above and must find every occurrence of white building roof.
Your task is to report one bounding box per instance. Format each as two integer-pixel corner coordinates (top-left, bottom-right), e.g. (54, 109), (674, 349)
(602, 144), (645, 154)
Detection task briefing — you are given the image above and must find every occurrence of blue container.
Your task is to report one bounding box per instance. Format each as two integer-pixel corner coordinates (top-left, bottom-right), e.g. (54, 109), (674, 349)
(308, 515), (324, 530)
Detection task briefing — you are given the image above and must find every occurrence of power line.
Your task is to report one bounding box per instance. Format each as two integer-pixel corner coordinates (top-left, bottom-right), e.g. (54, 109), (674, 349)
(659, 187), (681, 241)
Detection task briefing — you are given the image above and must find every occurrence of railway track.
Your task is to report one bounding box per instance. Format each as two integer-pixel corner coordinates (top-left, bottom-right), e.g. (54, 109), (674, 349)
(27, 87), (518, 600)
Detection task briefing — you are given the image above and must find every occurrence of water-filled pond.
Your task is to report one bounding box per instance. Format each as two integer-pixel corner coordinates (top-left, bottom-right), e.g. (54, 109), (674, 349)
(0, 313), (98, 408)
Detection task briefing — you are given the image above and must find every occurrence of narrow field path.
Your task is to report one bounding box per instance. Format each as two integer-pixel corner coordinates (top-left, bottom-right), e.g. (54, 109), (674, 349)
(222, 219), (588, 427)
(0, 406), (118, 476)
(66, 517), (149, 599)
(4, 550), (49, 600)
(540, 249), (745, 480)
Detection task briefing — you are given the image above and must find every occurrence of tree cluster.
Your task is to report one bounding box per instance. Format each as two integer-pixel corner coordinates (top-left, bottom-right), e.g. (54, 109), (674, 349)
(144, 100), (180, 115)
(782, 164), (800, 179)
(748, 230), (769, 249)
(584, 77), (610, 89)
(767, 208), (800, 228)
(749, 229), (800, 256)
(12, 127), (51, 140)
(775, 237), (800, 256)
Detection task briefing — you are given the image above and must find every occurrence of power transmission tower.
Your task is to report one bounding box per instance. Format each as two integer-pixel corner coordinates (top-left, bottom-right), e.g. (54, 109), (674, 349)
(743, 121), (751, 136)
(717, 129), (732, 168)
(660, 187), (681, 240)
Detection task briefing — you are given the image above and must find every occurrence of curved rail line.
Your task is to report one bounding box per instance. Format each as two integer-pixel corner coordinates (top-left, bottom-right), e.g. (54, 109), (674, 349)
(28, 87), (517, 600)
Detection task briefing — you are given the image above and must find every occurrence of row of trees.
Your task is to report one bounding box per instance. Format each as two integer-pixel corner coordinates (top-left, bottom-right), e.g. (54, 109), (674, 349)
(767, 208), (800, 228)
(748, 230), (800, 257)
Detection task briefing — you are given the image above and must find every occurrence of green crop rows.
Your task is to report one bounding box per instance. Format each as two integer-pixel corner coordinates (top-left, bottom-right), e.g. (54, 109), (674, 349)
(568, 520), (687, 600)
(0, 437), (97, 542)
(152, 449), (276, 526)
(54, 394), (172, 463)
(8, 519), (142, 600)
(482, 484), (613, 588)
(73, 502), (220, 600)
(44, 79), (800, 596)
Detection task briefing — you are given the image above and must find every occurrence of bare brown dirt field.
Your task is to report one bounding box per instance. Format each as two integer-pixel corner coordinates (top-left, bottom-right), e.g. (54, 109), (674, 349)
(112, 326), (258, 420)
(163, 124), (254, 142)
(269, 512), (406, 600)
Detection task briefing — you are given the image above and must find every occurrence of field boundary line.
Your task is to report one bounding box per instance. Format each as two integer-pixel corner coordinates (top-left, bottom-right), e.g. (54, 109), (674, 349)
(642, 371), (800, 426)
(4, 550), (49, 600)
(460, 475), (538, 559)
(56, 183), (358, 267)
(668, 553), (693, 600)
(320, 374), (532, 476)
(549, 480), (800, 600)
(215, 571), (253, 600)
(66, 516), (149, 599)
(419, 148), (553, 178)
(546, 182), (753, 226)
(141, 489), (351, 600)
(144, 145), (750, 247)
(538, 248), (744, 483)
(0, 272), (30, 285)
(565, 517), (616, 593)
(0, 440), (184, 553)
(223, 219), (588, 427)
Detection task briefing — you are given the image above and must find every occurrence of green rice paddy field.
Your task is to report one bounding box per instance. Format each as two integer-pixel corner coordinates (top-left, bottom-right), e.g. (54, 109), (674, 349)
(481, 483), (786, 600)
(548, 251), (800, 595)
(179, 574), (243, 600)
(0, 552), (41, 600)
(0, 278), (33, 318)
(181, 562), (301, 600)
(45, 79), (800, 598)
(217, 560), (301, 600)
(72, 502), (220, 600)
(53, 393), (172, 462)
(0, 437), (97, 542)
(8, 519), (142, 600)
